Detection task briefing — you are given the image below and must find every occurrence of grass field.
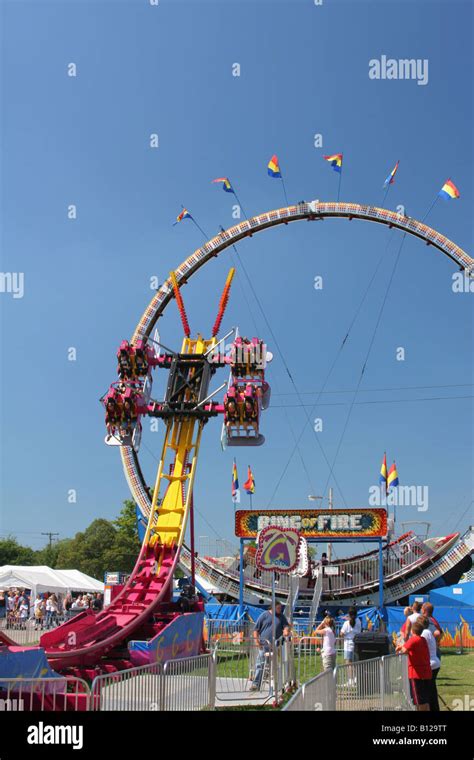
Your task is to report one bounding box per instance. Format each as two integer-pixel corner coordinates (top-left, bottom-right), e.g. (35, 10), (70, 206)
(435, 651), (474, 711)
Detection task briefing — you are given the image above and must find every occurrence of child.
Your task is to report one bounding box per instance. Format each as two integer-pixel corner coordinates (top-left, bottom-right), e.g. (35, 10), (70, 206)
(314, 616), (337, 671)
(396, 620), (432, 710)
(421, 616), (440, 712)
(340, 607), (362, 664)
(19, 600), (29, 629)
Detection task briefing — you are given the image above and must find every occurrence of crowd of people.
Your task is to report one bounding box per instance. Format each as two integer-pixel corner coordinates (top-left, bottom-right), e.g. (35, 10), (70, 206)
(249, 598), (444, 709)
(0, 589), (104, 630)
(396, 600), (442, 711)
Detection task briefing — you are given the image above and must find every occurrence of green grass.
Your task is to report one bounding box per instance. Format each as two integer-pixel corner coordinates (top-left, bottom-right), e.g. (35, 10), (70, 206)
(436, 650), (474, 711)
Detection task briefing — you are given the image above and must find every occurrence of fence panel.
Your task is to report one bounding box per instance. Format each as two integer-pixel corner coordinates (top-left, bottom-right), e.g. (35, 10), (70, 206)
(90, 655), (215, 711)
(91, 662), (163, 711)
(0, 613), (84, 646)
(283, 668), (336, 711)
(0, 676), (90, 711)
(273, 637), (296, 697)
(162, 654), (215, 711)
(213, 636), (271, 702)
(335, 656), (382, 710)
(381, 654), (414, 711)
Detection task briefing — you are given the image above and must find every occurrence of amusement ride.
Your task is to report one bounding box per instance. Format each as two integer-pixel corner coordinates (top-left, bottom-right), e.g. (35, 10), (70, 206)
(37, 199), (473, 675)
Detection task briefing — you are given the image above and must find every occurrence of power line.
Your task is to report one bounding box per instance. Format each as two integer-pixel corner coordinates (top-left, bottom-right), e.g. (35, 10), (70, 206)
(266, 226), (396, 506)
(41, 532), (59, 549)
(321, 233), (408, 498)
(272, 383), (474, 397)
(224, 236), (318, 497)
(270, 394), (474, 408)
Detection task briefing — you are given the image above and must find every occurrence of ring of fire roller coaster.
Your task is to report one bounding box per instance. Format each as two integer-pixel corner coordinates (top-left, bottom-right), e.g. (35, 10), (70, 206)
(40, 200), (473, 670)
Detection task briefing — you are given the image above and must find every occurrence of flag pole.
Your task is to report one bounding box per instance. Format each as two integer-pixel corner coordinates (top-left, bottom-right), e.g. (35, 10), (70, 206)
(421, 194), (439, 223)
(281, 176), (289, 207)
(279, 161), (289, 207)
(232, 187), (248, 221)
(190, 216), (210, 240)
(337, 168), (342, 202)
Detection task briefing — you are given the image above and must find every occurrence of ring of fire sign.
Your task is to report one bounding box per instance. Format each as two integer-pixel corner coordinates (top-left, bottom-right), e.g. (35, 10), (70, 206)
(235, 509), (387, 539)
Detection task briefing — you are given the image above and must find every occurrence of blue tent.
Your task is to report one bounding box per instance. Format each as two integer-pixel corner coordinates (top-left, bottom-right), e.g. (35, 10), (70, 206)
(428, 581), (474, 608)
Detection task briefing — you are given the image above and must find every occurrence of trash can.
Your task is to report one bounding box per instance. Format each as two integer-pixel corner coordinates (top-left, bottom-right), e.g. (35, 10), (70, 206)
(354, 632), (391, 661)
(352, 633), (392, 698)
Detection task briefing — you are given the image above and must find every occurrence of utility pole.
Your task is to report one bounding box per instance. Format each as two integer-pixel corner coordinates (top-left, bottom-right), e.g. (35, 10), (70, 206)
(327, 487), (334, 562)
(41, 532), (59, 550)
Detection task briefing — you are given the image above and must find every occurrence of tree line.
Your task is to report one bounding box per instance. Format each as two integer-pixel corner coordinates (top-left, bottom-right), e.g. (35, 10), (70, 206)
(0, 501), (142, 580)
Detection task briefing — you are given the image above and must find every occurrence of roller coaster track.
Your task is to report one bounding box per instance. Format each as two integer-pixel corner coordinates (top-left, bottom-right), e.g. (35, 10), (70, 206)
(178, 527), (474, 607)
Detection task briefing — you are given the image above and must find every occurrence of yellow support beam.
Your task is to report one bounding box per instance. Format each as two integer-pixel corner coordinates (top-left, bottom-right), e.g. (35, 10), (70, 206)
(142, 334), (218, 571)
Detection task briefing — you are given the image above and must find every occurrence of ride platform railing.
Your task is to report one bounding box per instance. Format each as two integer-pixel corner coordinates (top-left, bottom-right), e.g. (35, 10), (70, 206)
(185, 531), (442, 601)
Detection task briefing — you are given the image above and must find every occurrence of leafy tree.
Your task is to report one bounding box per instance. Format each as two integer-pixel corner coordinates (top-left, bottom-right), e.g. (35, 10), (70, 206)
(0, 536), (37, 565)
(104, 500), (142, 573)
(55, 519), (117, 579)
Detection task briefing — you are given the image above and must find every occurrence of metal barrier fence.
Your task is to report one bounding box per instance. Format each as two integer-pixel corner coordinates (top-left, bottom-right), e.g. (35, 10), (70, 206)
(90, 661), (164, 711)
(0, 676), (91, 711)
(284, 668), (336, 711)
(296, 635), (346, 683)
(162, 654), (215, 711)
(90, 653), (215, 711)
(213, 636), (270, 702)
(283, 655), (414, 711)
(0, 613), (81, 646)
(273, 637), (296, 697)
(335, 655), (414, 711)
(213, 636), (295, 705)
(204, 618), (252, 646)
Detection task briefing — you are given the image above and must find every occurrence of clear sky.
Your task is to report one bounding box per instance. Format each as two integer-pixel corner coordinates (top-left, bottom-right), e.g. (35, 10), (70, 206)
(0, 0), (472, 558)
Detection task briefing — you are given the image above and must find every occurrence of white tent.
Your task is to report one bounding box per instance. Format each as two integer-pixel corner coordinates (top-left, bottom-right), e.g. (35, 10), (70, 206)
(0, 565), (104, 597)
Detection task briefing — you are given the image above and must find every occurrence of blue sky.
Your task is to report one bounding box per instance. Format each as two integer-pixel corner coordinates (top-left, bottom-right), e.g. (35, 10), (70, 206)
(0, 0), (472, 557)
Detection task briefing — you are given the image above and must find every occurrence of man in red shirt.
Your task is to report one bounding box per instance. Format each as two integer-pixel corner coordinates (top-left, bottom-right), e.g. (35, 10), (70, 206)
(396, 620), (432, 710)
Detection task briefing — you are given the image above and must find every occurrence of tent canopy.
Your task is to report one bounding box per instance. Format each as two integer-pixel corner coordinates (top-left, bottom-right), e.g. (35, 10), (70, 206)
(0, 565), (104, 596)
(428, 581), (474, 607)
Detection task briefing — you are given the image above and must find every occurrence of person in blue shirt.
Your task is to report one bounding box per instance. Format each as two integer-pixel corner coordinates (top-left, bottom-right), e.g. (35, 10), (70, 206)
(250, 602), (290, 691)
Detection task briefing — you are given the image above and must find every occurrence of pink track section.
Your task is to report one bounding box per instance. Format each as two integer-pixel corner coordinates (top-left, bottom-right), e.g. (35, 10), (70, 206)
(0, 630), (18, 646)
(40, 543), (176, 670)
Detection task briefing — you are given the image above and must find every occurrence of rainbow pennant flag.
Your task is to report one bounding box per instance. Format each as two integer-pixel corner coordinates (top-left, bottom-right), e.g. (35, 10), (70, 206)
(243, 465), (255, 495)
(212, 177), (234, 194)
(267, 155), (281, 178)
(387, 461), (399, 490)
(383, 160), (399, 188)
(231, 459), (240, 503)
(379, 453), (388, 494)
(323, 153), (343, 173)
(173, 208), (192, 225)
(438, 179), (460, 200)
